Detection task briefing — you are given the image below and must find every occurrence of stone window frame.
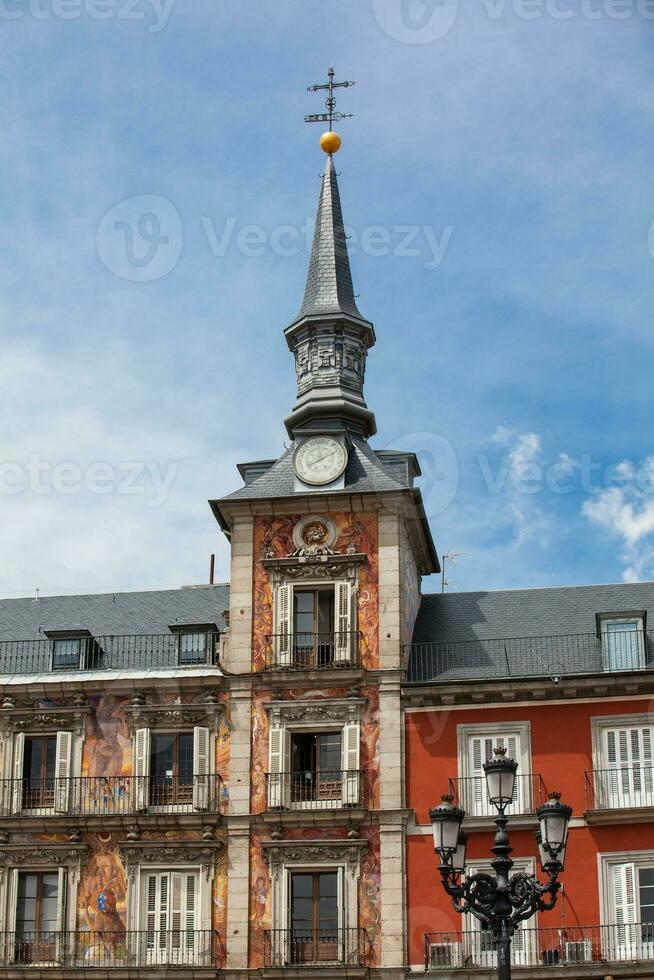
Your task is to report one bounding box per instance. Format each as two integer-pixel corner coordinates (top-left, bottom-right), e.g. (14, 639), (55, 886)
(0, 843), (87, 939)
(262, 838), (368, 952)
(0, 705), (90, 816)
(264, 698), (365, 810)
(119, 840), (222, 935)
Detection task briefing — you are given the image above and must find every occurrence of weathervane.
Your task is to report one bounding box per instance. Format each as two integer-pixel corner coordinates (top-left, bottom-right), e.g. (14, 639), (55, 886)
(305, 65), (355, 155)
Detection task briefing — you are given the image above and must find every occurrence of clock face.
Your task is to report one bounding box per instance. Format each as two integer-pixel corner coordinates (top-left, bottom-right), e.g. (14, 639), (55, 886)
(293, 437), (349, 486)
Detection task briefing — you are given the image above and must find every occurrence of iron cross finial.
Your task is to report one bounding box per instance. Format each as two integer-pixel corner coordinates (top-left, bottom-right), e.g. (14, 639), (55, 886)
(305, 65), (355, 129)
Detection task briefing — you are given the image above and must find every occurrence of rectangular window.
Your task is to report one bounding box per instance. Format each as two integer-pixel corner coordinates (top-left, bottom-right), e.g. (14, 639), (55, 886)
(144, 870), (198, 966)
(15, 872), (60, 964)
(603, 725), (654, 808)
(178, 633), (208, 666)
(290, 871), (339, 964)
(290, 732), (342, 803)
(22, 737), (56, 810)
(51, 638), (81, 671)
(293, 590), (335, 667)
(464, 731), (524, 818)
(150, 733), (194, 806)
(602, 618), (645, 672)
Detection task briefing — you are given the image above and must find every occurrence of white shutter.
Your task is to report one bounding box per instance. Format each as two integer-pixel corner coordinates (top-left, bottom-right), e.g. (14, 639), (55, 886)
(184, 874), (197, 963)
(275, 585), (292, 667)
(11, 733), (25, 814)
(193, 727), (210, 811)
(467, 733), (522, 816)
(605, 726), (654, 806)
(134, 728), (151, 811)
(54, 731), (72, 813)
(55, 867), (67, 963)
(5, 868), (18, 965)
(268, 726), (289, 808)
(612, 863), (637, 953)
(334, 582), (353, 663)
(342, 721), (360, 805)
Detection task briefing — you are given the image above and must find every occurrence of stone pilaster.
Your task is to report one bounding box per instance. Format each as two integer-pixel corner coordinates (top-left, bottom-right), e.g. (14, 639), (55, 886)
(225, 817), (251, 970)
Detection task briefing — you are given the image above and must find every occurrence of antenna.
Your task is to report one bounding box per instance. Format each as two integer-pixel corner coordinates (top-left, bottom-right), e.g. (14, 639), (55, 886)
(441, 551), (466, 594)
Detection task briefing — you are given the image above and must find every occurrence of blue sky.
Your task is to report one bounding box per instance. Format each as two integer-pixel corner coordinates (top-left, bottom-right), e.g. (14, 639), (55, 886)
(0, 0), (653, 597)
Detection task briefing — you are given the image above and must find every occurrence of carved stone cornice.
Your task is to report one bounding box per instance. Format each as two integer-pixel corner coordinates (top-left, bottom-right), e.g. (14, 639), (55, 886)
(127, 695), (223, 734)
(265, 697), (365, 728)
(0, 843), (88, 883)
(262, 552), (366, 586)
(262, 838), (368, 880)
(119, 840), (223, 882)
(0, 705), (91, 736)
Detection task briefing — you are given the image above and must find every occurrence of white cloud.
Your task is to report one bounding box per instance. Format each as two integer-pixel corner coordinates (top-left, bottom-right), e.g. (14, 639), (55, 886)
(583, 459), (654, 581)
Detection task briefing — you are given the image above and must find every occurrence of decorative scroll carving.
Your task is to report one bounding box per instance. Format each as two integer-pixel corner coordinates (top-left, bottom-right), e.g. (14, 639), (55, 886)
(262, 552), (366, 587)
(0, 844), (88, 884)
(265, 698), (364, 728)
(262, 839), (368, 881)
(127, 695), (223, 734)
(0, 706), (91, 736)
(119, 840), (223, 883)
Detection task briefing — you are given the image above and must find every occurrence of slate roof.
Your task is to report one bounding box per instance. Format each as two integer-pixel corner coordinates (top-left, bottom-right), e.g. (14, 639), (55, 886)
(292, 154), (369, 326)
(0, 584), (229, 640)
(219, 439), (408, 503)
(408, 582), (654, 683)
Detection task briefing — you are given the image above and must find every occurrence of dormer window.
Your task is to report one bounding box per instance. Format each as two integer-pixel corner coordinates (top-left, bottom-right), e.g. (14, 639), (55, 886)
(170, 626), (218, 666)
(46, 631), (98, 671)
(598, 614), (646, 672)
(52, 638), (82, 671)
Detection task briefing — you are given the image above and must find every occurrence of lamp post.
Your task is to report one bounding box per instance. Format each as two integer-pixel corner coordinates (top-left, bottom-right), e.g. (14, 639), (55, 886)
(430, 747), (572, 980)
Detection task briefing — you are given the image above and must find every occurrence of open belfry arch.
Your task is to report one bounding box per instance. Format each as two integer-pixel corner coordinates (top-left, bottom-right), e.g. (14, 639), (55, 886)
(210, 68), (438, 978)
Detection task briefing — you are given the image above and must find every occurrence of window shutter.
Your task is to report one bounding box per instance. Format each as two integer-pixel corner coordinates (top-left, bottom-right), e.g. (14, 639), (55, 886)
(11, 733), (25, 815)
(468, 736), (493, 817)
(55, 867), (67, 961)
(275, 585), (292, 667)
(134, 728), (151, 811)
(185, 874), (197, 961)
(268, 726), (288, 808)
(613, 862), (637, 951)
(605, 726), (654, 806)
(146, 873), (159, 947)
(54, 731), (72, 813)
(342, 721), (360, 805)
(6, 867), (18, 936)
(337, 867), (348, 962)
(193, 726), (210, 811)
(334, 582), (353, 663)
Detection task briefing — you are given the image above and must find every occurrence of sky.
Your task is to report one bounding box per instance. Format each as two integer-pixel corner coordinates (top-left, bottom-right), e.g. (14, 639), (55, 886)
(0, 0), (653, 598)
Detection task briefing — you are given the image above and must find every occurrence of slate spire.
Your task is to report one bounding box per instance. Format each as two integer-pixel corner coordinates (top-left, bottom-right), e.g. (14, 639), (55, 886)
(295, 154), (365, 324)
(284, 151), (377, 440)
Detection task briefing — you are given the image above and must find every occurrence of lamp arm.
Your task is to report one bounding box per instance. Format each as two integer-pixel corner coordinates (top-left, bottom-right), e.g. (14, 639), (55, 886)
(507, 871), (561, 926)
(440, 870), (499, 924)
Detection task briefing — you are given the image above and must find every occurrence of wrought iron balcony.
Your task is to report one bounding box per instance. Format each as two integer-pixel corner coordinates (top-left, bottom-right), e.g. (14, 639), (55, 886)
(263, 632), (361, 671)
(1, 774), (225, 817)
(263, 928), (369, 968)
(585, 765), (654, 811)
(0, 929), (222, 968)
(425, 922), (654, 970)
(407, 629), (654, 684)
(448, 773), (545, 821)
(0, 632), (220, 676)
(266, 770), (362, 810)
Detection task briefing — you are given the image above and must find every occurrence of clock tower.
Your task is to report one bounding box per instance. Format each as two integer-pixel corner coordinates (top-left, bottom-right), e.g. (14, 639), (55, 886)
(210, 92), (439, 980)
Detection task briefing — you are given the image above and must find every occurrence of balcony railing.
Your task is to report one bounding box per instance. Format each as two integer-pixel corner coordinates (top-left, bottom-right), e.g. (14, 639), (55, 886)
(262, 632), (361, 671)
(407, 629), (654, 684)
(266, 770), (362, 810)
(264, 928), (369, 968)
(0, 929), (222, 968)
(0, 632), (220, 676)
(586, 765), (654, 811)
(1, 774), (225, 817)
(448, 773), (545, 820)
(425, 923), (654, 969)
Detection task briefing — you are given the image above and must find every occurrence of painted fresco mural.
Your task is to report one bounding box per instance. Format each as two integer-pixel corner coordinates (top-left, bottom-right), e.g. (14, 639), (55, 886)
(400, 521), (421, 651)
(248, 826), (381, 969)
(252, 512), (379, 671)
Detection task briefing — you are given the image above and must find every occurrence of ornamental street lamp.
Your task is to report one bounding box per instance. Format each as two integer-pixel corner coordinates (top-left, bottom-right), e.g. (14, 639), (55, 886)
(430, 747), (572, 980)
